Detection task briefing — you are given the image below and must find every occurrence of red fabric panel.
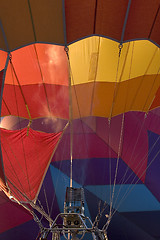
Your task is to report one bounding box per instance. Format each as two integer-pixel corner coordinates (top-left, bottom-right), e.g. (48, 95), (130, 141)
(2, 83), (69, 119)
(0, 128), (62, 201)
(124, 0), (160, 41)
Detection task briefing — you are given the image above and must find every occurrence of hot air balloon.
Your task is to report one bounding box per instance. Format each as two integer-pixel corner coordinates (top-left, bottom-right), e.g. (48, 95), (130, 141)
(0, 1), (160, 240)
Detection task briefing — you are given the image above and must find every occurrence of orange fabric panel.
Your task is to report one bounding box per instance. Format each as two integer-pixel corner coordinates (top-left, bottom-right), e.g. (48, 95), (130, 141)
(72, 82), (94, 119)
(72, 75), (160, 119)
(6, 44), (68, 86)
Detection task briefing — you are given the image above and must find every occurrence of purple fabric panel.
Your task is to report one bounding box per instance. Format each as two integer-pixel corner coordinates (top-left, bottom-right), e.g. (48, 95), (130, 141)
(0, 220), (39, 240)
(146, 108), (160, 135)
(122, 112), (148, 183)
(87, 114), (148, 183)
(52, 158), (141, 186)
(145, 131), (160, 202)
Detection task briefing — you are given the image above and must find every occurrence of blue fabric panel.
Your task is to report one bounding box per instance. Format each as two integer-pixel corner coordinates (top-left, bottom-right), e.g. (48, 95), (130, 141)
(37, 167), (60, 223)
(86, 184), (160, 212)
(121, 211), (160, 238)
(50, 165), (91, 221)
(84, 188), (155, 240)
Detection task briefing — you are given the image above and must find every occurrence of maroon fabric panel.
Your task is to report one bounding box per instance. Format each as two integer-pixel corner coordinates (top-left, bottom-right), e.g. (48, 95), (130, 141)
(65, 0), (160, 46)
(95, 0), (128, 40)
(65, 0), (96, 43)
(149, 6), (160, 45)
(124, 0), (160, 41)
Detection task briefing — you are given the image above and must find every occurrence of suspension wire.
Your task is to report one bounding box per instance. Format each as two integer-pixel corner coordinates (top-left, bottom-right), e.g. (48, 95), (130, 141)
(26, 4), (49, 215)
(107, 48), (121, 226)
(35, 122), (69, 220)
(112, 46), (160, 210)
(0, 53), (11, 193)
(7, 179), (53, 236)
(103, 1), (132, 228)
(1, 139), (28, 198)
(106, 44), (160, 221)
(93, 201), (108, 227)
(48, 136), (68, 218)
(114, 115), (160, 197)
(108, 42), (134, 211)
(129, 47), (158, 110)
(110, 42), (134, 211)
(9, 58), (33, 199)
(3, 55), (69, 224)
(90, 37), (101, 117)
(7, 177), (53, 223)
(2, 98), (11, 115)
(9, 55), (32, 126)
(26, 1), (51, 229)
(111, 138), (160, 219)
(33, 44), (51, 115)
(31, 43), (56, 219)
(64, 46), (73, 188)
(43, 185), (50, 217)
(142, 49), (160, 113)
(68, 54), (89, 166)
(106, 43), (130, 227)
(35, 122), (69, 201)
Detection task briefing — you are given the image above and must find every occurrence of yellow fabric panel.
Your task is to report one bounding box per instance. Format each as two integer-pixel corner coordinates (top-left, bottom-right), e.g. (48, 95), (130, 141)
(69, 36), (100, 85)
(69, 37), (160, 84)
(72, 74), (160, 119)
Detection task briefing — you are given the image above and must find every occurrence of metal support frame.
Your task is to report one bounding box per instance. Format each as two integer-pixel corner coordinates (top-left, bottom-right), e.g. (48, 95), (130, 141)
(40, 212), (108, 240)
(39, 187), (108, 240)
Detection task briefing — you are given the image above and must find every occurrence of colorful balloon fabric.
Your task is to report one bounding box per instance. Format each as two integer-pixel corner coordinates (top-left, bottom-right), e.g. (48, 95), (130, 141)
(0, 1), (160, 240)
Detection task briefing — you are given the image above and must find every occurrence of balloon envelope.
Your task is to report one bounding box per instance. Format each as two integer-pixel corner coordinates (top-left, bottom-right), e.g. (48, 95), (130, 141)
(0, 1), (160, 240)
